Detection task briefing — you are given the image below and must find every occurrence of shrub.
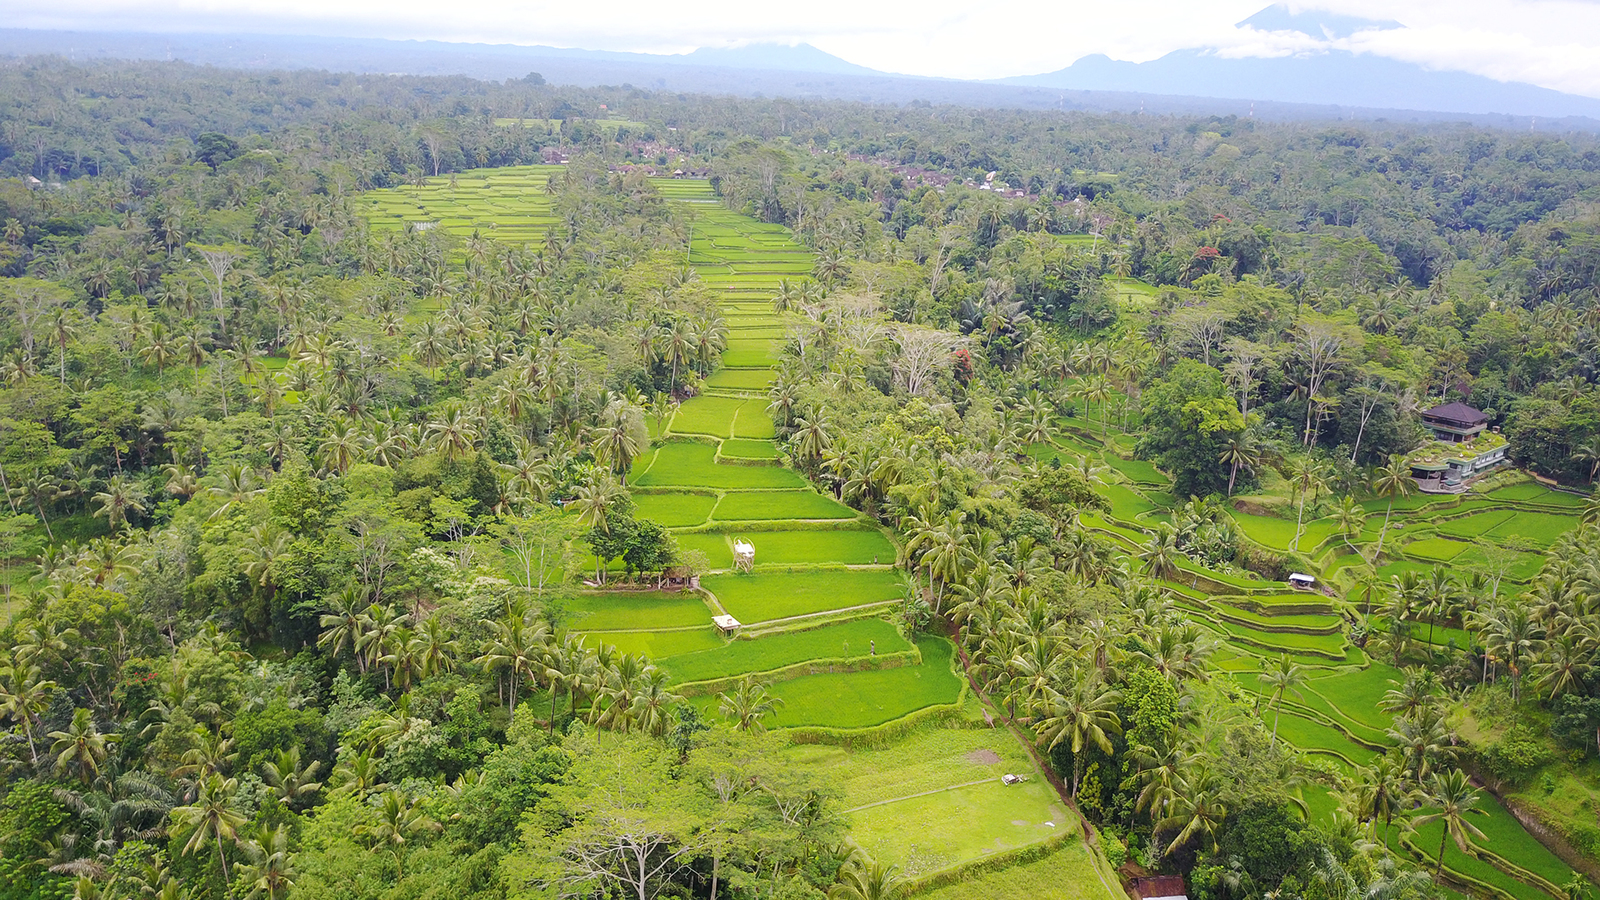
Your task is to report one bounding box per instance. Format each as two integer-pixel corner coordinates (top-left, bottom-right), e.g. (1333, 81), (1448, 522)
(1478, 726), (1553, 786)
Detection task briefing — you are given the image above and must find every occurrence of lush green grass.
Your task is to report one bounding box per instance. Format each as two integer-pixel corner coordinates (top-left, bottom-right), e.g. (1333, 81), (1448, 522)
(1454, 545), (1545, 581)
(1214, 620), (1348, 657)
(633, 443), (806, 490)
(563, 591), (712, 631)
(1485, 483), (1589, 507)
(850, 779), (1071, 878)
(1099, 483), (1162, 520)
(1403, 537), (1472, 561)
(580, 627), (725, 659)
(703, 368), (775, 391)
(719, 439), (780, 459)
(784, 725), (1036, 808)
(668, 396), (744, 437)
(631, 491), (717, 527)
(731, 399), (777, 439)
(1304, 664), (1404, 732)
(717, 529), (896, 566)
(1435, 511), (1518, 538)
(757, 637), (962, 728)
(1484, 512), (1577, 548)
(1100, 454), (1170, 486)
(1401, 810), (1564, 900)
(712, 491), (856, 521)
(704, 568), (904, 622)
(914, 838), (1119, 900)
(1271, 710), (1380, 768)
(1228, 509), (1338, 551)
(660, 618), (909, 683)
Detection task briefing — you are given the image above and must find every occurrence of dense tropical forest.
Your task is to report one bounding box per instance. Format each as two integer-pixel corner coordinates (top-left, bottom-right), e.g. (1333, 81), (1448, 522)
(0, 55), (1598, 900)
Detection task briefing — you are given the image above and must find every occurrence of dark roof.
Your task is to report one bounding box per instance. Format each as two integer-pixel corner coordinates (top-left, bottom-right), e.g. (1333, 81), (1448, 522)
(1421, 401), (1487, 426)
(1133, 876), (1187, 899)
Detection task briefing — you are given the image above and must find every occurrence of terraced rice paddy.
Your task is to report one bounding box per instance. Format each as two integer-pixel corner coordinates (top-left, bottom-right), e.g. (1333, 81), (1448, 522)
(635, 177), (1068, 881)
(1038, 426), (1588, 897)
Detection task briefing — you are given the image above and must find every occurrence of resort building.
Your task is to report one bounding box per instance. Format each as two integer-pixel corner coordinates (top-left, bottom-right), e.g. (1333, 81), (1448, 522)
(1409, 402), (1509, 490)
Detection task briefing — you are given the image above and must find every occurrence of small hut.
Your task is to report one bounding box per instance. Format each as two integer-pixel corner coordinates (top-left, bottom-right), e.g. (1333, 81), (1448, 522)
(733, 539), (755, 573)
(713, 614), (742, 636)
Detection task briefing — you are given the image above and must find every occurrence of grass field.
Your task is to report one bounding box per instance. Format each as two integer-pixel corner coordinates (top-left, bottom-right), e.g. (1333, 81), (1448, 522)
(1435, 511), (1518, 538)
(719, 439), (781, 459)
(580, 627), (725, 659)
(712, 490), (857, 521)
(633, 443), (807, 490)
(1484, 512), (1577, 548)
(563, 591), (712, 631)
(914, 839), (1119, 900)
(1403, 537), (1472, 561)
(703, 568), (904, 622)
(631, 492), (717, 527)
(753, 637), (962, 728)
(850, 779), (1071, 878)
(660, 617), (908, 683)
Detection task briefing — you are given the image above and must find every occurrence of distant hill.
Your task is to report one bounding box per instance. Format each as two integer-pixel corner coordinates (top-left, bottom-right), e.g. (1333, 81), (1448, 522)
(1, 26), (1598, 131)
(998, 49), (1600, 120)
(999, 4), (1600, 120)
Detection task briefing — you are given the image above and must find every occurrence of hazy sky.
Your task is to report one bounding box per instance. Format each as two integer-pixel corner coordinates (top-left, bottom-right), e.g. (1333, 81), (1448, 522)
(14, 0), (1600, 98)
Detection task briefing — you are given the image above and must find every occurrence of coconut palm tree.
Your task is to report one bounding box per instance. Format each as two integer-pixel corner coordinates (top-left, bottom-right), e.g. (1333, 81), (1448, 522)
(1414, 769), (1488, 876)
(170, 774), (248, 887)
(1031, 675), (1122, 797)
(718, 676), (783, 733)
(1157, 762), (1229, 857)
(1332, 496), (1367, 553)
(1138, 525), (1183, 581)
(236, 823), (295, 900)
(590, 400), (645, 483)
(1262, 655), (1306, 748)
(1370, 457), (1413, 560)
(0, 664), (56, 766)
(828, 855), (905, 900)
(92, 474), (148, 531)
(1287, 456), (1327, 553)
(1351, 754), (1409, 840)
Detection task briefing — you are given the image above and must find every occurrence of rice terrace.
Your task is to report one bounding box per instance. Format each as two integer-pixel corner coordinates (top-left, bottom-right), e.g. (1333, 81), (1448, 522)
(354, 163), (1600, 900)
(359, 165), (1120, 895)
(4, 57), (1600, 900)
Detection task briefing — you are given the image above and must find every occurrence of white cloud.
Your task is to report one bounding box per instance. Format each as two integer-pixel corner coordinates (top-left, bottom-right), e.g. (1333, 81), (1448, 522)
(11, 0), (1600, 97)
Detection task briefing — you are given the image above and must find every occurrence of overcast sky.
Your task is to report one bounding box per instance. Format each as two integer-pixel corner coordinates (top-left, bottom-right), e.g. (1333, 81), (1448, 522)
(13, 0), (1600, 98)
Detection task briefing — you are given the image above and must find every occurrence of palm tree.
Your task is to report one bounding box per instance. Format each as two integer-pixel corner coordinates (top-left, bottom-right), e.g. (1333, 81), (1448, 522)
(1031, 675), (1122, 797)
(356, 791), (439, 878)
(49, 707), (114, 783)
(1157, 762), (1229, 858)
(1414, 769), (1488, 876)
(1287, 456), (1327, 552)
(92, 474), (148, 530)
(590, 400), (645, 483)
(1575, 433), (1600, 483)
(791, 414), (834, 471)
(171, 773), (248, 886)
(1371, 457), (1413, 560)
(1332, 496), (1367, 553)
(1138, 525), (1183, 581)
(1351, 754), (1409, 840)
(718, 676), (783, 733)
(0, 665), (56, 766)
(828, 855), (905, 900)
(317, 589), (369, 670)
(236, 823), (295, 900)
(1219, 430), (1262, 497)
(261, 747), (323, 809)
(476, 615), (550, 715)
(1262, 655), (1306, 748)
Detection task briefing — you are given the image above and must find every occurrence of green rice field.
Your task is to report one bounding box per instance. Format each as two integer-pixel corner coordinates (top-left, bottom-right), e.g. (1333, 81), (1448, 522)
(711, 490), (857, 521)
(703, 568), (904, 622)
(660, 617), (908, 683)
(563, 591), (712, 631)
